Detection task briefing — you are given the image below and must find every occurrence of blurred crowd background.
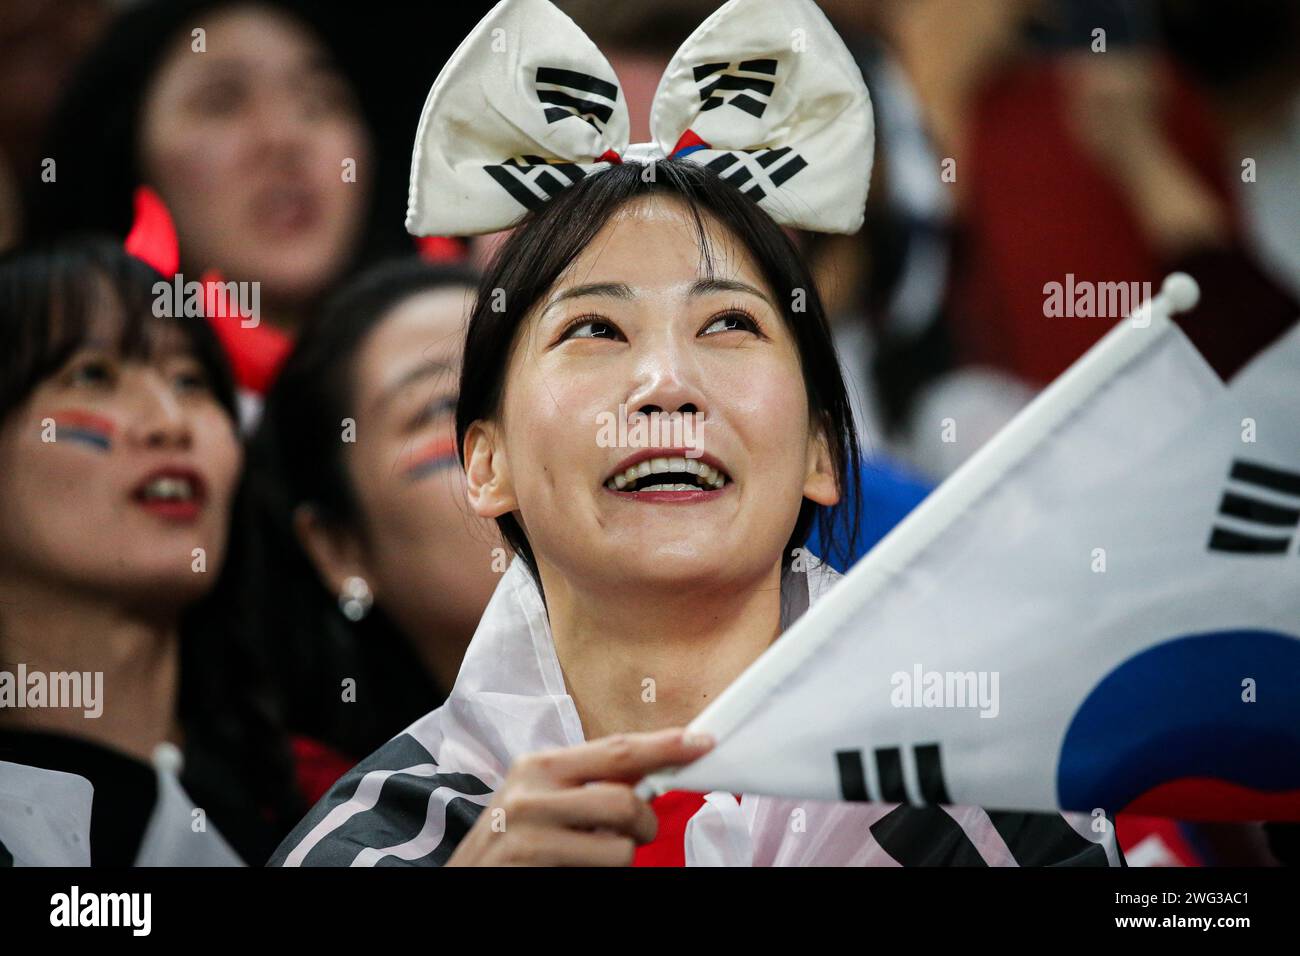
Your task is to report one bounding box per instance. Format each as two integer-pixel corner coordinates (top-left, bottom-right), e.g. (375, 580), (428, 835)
(0, 0), (1296, 866)
(4, 0), (1298, 468)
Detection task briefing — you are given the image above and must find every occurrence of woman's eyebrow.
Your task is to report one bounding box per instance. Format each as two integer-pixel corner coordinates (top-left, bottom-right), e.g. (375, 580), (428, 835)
(189, 54), (339, 83)
(546, 279), (774, 310)
(374, 359), (455, 412)
(545, 282), (635, 312)
(689, 277), (775, 308)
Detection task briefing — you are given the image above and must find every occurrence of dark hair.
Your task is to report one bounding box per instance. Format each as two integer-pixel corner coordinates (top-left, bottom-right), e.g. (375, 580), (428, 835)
(28, 0), (410, 267)
(258, 255), (480, 528)
(0, 238), (238, 423)
(248, 256), (482, 756)
(456, 159), (862, 586)
(0, 238), (302, 860)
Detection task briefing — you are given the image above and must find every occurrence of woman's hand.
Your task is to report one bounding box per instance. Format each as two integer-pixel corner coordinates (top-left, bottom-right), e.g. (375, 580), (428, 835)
(446, 728), (714, 866)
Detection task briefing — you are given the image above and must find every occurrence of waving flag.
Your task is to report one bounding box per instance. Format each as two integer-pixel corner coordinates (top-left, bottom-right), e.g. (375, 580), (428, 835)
(643, 275), (1300, 822)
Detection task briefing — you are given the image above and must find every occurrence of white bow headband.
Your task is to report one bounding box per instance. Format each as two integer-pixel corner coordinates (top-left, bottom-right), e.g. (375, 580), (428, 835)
(406, 0), (874, 237)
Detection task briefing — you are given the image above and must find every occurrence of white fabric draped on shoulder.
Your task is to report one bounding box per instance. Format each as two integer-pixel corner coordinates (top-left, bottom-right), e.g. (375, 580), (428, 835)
(271, 557), (1120, 867)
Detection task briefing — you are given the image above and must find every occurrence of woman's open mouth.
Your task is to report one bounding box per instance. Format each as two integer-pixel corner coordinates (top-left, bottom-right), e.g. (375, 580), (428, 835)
(603, 450), (731, 498)
(130, 466), (208, 523)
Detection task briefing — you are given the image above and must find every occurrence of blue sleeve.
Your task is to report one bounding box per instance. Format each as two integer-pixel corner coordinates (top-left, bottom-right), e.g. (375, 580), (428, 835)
(805, 456), (933, 573)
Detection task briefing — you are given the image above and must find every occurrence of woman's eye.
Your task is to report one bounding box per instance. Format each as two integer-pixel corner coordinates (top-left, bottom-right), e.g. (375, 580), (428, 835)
(701, 311), (759, 336)
(191, 79), (246, 117)
(69, 358), (116, 387)
(411, 395), (457, 429)
(173, 367), (210, 393)
(562, 318), (623, 341)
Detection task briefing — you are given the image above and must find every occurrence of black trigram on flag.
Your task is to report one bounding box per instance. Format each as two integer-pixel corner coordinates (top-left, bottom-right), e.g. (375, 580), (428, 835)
(694, 59), (778, 117)
(535, 66), (618, 132)
(1207, 459), (1300, 555)
(703, 147), (807, 203)
(484, 155), (586, 212)
(836, 743), (952, 805)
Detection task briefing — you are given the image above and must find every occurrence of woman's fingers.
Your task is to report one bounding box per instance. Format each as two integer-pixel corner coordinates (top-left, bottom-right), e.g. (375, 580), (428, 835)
(519, 782), (659, 844)
(450, 730), (718, 865)
(506, 829), (639, 867)
(521, 728), (715, 786)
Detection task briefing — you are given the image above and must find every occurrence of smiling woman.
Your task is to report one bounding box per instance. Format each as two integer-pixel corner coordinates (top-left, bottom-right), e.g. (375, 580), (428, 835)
(458, 160), (864, 745)
(269, 158), (866, 867)
(272, 157), (1117, 868)
(457, 159), (862, 599)
(269, 0), (1122, 869)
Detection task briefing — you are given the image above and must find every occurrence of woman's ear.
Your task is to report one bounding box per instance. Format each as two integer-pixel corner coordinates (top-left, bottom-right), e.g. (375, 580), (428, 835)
(293, 504), (374, 600)
(803, 417), (840, 507)
(464, 420), (517, 519)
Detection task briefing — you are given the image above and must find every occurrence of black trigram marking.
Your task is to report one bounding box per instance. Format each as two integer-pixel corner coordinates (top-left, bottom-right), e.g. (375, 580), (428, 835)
(985, 810), (1110, 867)
(535, 66), (618, 131)
(869, 805), (1111, 867)
(836, 743), (952, 805)
(703, 147), (807, 203)
(1207, 459), (1300, 555)
(870, 805), (988, 866)
(483, 155), (586, 211)
(694, 59), (778, 117)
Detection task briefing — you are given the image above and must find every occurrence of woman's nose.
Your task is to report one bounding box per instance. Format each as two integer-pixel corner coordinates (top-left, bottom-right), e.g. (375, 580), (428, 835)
(627, 349), (706, 420)
(254, 91), (313, 161)
(127, 377), (193, 451)
(636, 402), (699, 418)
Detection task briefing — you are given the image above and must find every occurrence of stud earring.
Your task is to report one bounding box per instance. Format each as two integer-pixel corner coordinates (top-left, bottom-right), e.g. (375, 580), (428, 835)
(339, 576), (373, 622)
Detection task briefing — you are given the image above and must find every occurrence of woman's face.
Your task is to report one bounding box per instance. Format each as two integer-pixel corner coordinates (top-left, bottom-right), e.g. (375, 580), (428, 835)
(468, 195), (838, 595)
(341, 287), (501, 638)
(139, 4), (371, 311)
(0, 303), (242, 611)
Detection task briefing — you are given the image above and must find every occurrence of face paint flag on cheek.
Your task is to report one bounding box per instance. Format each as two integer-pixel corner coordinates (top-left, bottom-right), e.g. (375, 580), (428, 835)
(50, 410), (115, 453)
(404, 0), (874, 238)
(404, 436), (460, 483)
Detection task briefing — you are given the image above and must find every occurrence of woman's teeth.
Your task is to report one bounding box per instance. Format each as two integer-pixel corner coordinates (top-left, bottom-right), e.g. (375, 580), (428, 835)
(605, 456), (728, 492)
(140, 476), (196, 501)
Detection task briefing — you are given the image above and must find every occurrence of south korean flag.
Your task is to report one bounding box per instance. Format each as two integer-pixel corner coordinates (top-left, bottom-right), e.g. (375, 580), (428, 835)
(643, 275), (1300, 823)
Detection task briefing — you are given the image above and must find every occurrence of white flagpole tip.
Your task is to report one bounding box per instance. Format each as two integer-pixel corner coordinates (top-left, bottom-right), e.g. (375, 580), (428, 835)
(1161, 272), (1200, 315)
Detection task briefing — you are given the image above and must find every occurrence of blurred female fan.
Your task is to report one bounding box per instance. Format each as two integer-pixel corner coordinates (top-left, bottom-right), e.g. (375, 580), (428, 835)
(0, 239), (308, 864)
